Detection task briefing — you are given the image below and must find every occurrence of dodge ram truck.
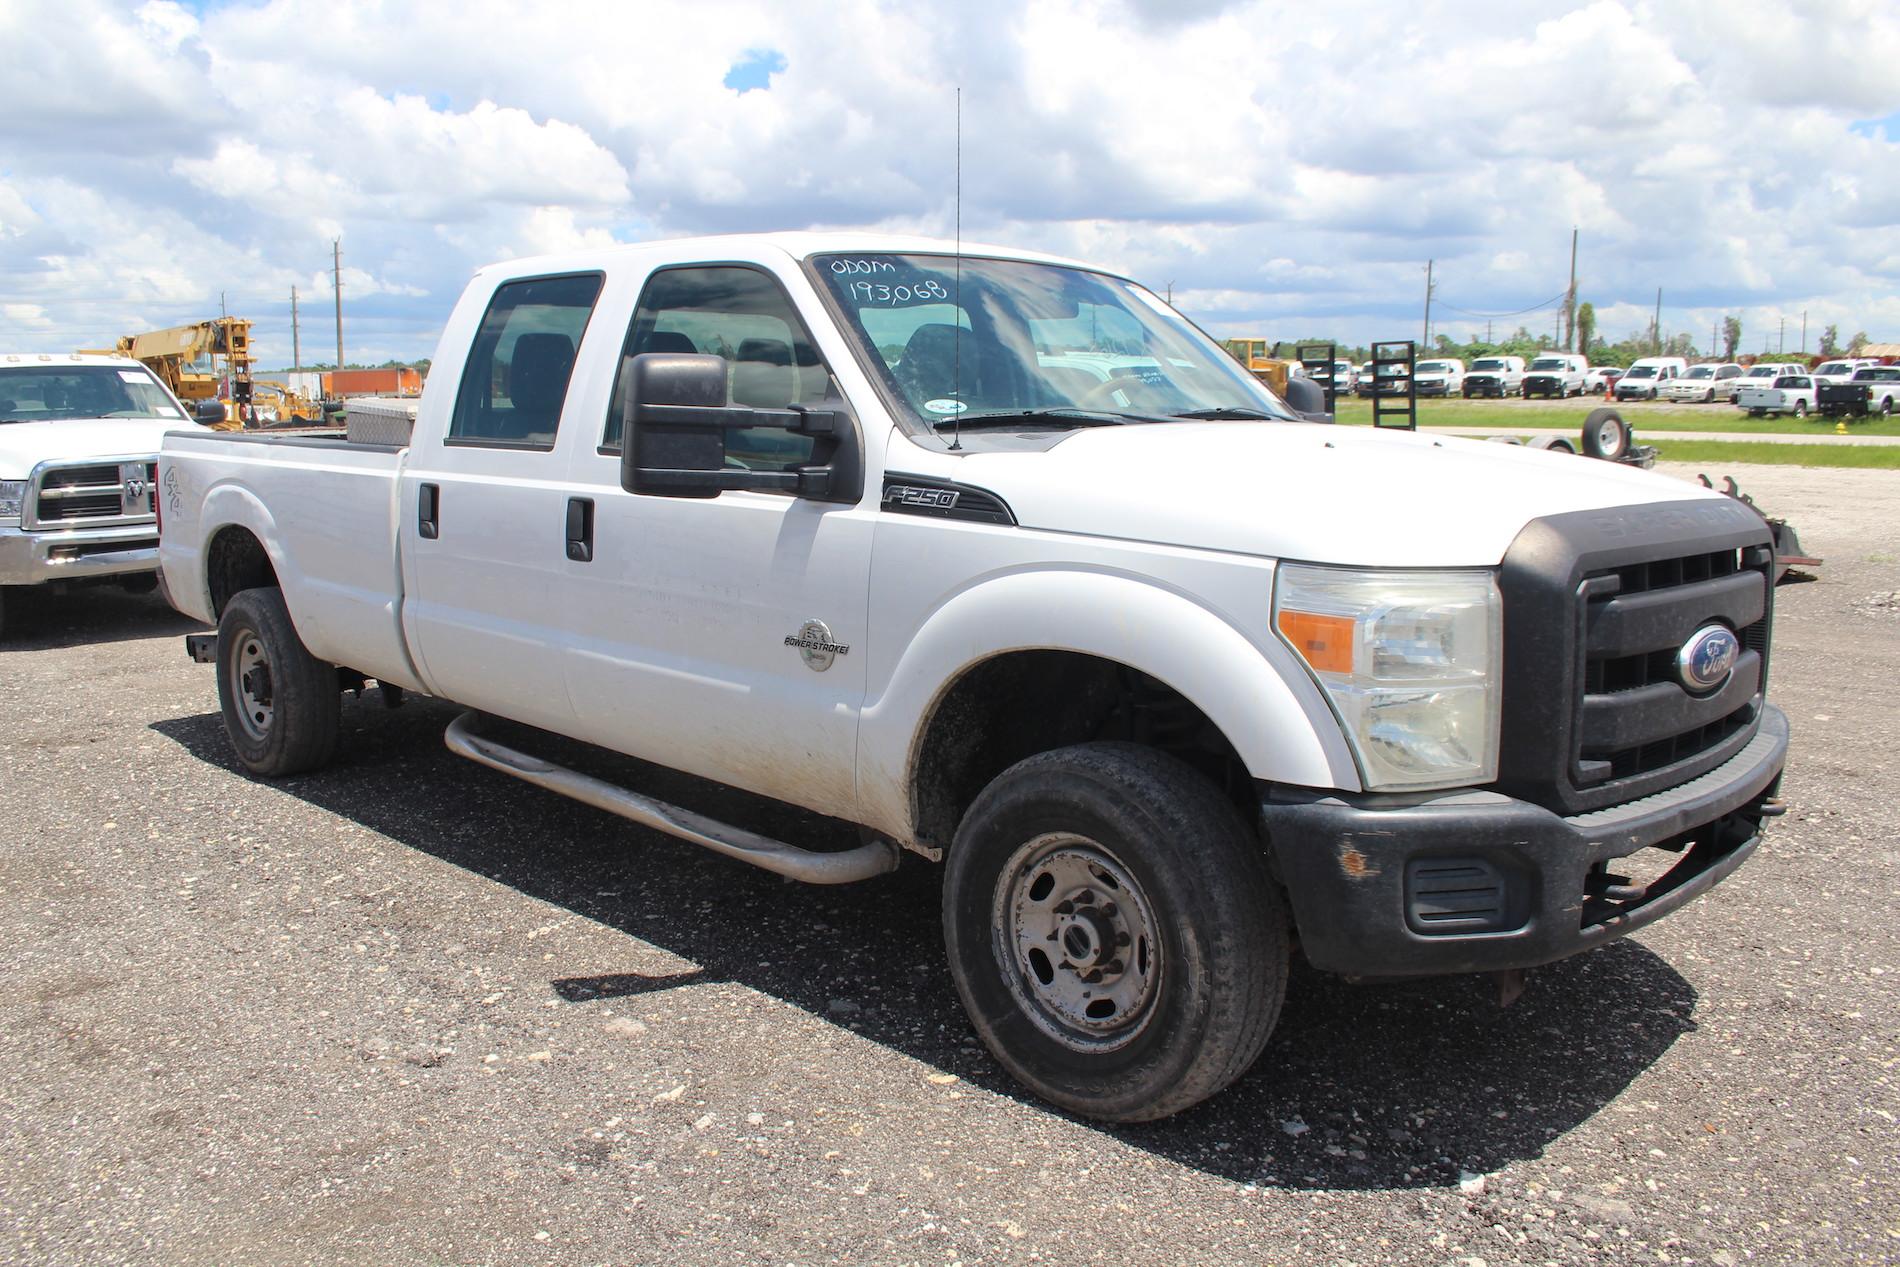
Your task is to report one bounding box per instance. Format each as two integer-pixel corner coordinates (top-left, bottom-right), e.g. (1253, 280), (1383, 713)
(159, 234), (1790, 1122)
(2, 352), (204, 636)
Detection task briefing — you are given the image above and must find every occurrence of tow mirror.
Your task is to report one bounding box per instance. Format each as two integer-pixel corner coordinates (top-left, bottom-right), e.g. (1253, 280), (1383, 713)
(194, 400), (227, 423)
(618, 352), (862, 503)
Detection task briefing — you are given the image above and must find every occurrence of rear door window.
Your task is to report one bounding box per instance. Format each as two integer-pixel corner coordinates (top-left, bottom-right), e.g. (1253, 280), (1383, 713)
(448, 273), (603, 449)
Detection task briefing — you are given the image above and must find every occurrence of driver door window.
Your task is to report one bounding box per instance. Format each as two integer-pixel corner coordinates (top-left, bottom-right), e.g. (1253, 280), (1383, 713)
(604, 266), (832, 473)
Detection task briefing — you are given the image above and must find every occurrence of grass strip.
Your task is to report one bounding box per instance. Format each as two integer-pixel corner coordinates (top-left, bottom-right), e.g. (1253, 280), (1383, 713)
(1645, 441), (1900, 469)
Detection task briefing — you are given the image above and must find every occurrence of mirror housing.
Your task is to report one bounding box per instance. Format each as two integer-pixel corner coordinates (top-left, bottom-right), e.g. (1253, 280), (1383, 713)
(618, 352), (862, 503)
(194, 399), (228, 424)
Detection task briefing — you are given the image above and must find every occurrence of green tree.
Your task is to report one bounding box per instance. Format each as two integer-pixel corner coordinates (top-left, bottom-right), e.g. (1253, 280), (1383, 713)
(1722, 315), (1742, 361)
(1849, 331), (1869, 355)
(1819, 325), (1840, 357)
(1575, 302), (1595, 356)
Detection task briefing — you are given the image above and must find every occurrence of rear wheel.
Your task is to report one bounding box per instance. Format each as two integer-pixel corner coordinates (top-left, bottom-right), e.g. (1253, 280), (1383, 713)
(1792, 400), (1808, 418)
(216, 587), (340, 777)
(942, 743), (1288, 1122)
(1582, 407), (1632, 460)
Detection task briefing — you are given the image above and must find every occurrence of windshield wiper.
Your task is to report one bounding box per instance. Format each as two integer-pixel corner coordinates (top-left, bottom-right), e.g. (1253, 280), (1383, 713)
(930, 408), (1143, 431)
(1170, 406), (1284, 420)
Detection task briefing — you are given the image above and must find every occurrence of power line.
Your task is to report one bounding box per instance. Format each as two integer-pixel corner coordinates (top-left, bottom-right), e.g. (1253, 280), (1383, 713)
(1431, 291), (1570, 320)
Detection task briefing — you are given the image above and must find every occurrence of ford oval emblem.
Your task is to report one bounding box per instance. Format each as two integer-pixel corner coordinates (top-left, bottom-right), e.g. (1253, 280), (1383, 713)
(1677, 625), (1739, 693)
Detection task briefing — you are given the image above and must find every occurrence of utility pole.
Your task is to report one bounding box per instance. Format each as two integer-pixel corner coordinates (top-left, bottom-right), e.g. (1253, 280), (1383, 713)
(1713, 318), (1719, 359)
(1564, 227), (1578, 352)
(1422, 259), (1434, 347)
(1653, 287), (1662, 354)
(1486, 319), (1492, 344)
(1800, 310), (1807, 355)
(291, 286), (301, 374)
(1778, 315), (1785, 355)
(332, 238), (344, 370)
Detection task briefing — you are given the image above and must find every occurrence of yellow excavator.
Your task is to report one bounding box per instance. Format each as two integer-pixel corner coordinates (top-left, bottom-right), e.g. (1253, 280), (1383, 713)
(82, 318), (321, 428)
(1221, 337), (1304, 395)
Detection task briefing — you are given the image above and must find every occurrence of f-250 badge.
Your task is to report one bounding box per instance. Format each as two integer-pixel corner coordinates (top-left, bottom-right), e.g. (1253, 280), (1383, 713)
(785, 620), (850, 672)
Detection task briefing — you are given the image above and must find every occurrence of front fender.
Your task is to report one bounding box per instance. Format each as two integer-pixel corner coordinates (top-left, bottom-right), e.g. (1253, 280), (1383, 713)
(855, 566), (1360, 844)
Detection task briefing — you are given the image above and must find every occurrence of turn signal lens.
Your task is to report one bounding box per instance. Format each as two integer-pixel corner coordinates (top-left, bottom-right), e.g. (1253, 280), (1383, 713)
(1277, 610), (1355, 674)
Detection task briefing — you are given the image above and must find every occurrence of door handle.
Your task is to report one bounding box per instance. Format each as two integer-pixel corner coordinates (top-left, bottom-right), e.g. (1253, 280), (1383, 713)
(418, 483), (440, 540)
(565, 496), (594, 563)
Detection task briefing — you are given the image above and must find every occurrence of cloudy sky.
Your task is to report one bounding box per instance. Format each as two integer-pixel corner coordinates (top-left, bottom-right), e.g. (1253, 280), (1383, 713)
(2, 0), (1897, 368)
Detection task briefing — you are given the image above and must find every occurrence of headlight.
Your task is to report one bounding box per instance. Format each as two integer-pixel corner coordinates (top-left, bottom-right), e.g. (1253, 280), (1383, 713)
(0, 480), (25, 523)
(1274, 565), (1502, 791)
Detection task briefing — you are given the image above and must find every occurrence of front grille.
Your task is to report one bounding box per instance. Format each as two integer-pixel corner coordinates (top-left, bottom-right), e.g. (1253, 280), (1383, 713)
(24, 459), (157, 531)
(1495, 499), (1775, 815)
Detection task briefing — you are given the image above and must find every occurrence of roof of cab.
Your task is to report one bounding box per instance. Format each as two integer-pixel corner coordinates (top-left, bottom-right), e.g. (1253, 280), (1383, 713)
(473, 231), (1114, 284)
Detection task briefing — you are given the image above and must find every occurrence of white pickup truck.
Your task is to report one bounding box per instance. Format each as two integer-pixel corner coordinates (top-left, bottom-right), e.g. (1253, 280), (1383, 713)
(158, 233), (1790, 1121)
(2, 352), (205, 635)
(1736, 372), (1817, 418)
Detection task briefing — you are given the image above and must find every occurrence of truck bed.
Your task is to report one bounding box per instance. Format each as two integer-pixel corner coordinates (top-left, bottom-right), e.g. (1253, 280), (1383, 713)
(158, 430), (423, 691)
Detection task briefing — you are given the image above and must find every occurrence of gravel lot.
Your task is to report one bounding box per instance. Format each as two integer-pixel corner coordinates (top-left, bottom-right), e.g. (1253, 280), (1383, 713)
(3, 464), (1897, 1267)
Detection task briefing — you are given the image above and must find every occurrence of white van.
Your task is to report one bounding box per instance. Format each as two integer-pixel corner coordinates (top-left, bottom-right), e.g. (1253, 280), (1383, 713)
(1613, 356), (1689, 401)
(1462, 355), (1526, 398)
(1661, 363), (1745, 404)
(1413, 358), (1465, 396)
(1522, 353), (1589, 399)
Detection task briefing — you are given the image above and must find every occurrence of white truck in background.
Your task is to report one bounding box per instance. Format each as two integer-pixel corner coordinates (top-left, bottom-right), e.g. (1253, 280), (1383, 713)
(1736, 371), (1818, 417)
(157, 233), (1791, 1122)
(1461, 355), (1525, 397)
(1, 353), (206, 636)
(1413, 357), (1464, 396)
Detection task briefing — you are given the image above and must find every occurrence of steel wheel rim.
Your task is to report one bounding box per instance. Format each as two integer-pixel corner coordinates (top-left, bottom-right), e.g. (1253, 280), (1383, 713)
(991, 833), (1161, 1052)
(1595, 418), (1624, 454)
(229, 632), (274, 741)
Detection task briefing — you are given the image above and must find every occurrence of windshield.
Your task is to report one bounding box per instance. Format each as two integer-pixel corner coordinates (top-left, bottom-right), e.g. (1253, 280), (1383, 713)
(1416, 361), (1452, 373)
(1471, 359), (1507, 371)
(1684, 366), (1714, 379)
(1624, 366), (1658, 380)
(1745, 367), (1774, 378)
(0, 365), (185, 423)
(1817, 362), (1851, 375)
(811, 253), (1295, 428)
(1529, 358), (1566, 371)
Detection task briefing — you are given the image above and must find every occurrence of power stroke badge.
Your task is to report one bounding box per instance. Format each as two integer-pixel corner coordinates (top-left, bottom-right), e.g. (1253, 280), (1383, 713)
(786, 620), (850, 672)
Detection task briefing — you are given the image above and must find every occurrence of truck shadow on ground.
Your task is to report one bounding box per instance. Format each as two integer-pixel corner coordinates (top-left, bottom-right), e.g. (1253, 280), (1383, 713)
(2, 584), (203, 650)
(152, 697), (1698, 1193)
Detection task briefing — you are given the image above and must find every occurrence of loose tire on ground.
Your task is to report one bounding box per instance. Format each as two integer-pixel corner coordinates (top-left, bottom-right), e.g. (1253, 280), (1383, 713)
(1581, 407), (1632, 461)
(1528, 434), (1577, 454)
(216, 587), (340, 777)
(941, 742), (1289, 1123)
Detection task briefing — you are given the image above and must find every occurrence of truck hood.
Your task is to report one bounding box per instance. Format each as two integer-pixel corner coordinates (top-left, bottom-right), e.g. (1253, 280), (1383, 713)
(0, 417), (205, 477)
(949, 421), (1726, 567)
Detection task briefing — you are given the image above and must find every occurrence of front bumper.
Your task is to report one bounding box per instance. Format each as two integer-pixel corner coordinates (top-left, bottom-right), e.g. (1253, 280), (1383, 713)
(1262, 704), (1788, 978)
(0, 522), (160, 586)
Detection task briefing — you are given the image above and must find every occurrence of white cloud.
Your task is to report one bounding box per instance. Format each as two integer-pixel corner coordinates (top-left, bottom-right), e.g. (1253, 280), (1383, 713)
(1, 0), (1897, 363)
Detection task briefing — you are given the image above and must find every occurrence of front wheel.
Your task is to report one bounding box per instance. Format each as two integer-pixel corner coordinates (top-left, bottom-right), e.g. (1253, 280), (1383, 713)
(1792, 400), (1808, 418)
(942, 743), (1288, 1122)
(216, 587), (340, 776)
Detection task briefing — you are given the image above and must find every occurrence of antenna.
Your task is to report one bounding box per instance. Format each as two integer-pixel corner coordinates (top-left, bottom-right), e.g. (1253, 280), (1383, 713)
(950, 85), (963, 452)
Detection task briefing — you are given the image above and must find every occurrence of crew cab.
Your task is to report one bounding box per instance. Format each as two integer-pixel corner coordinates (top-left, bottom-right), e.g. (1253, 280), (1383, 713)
(1, 352), (204, 635)
(1462, 355), (1525, 397)
(1811, 358), (1876, 388)
(158, 234), (1790, 1123)
(1817, 366), (1900, 418)
(1521, 353), (1588, 399)
(1736, 372), (1817, 417)
(1662, 362), (1745, 404)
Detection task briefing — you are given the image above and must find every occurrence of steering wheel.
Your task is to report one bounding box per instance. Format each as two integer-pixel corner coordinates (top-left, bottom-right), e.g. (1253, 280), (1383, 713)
(1073, 372), (1173, 412)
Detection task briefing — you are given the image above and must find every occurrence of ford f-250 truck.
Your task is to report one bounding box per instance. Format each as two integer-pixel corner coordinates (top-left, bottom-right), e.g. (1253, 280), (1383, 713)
(2, 352), (206, 636)
(158, 234), (1789, 1122)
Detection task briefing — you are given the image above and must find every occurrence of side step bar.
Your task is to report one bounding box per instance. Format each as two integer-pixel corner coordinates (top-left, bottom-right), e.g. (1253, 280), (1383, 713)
(443, 711), (898, 885)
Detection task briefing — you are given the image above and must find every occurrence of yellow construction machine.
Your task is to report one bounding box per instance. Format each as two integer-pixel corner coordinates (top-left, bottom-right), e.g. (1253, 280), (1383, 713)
(82, 318), (321, 428)
(1221, 337), (1303, 395)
